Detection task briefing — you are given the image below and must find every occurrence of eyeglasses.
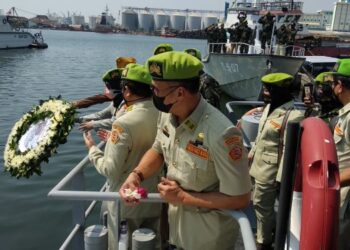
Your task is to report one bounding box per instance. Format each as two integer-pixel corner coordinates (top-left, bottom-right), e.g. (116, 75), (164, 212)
(150, 85), (180, 97)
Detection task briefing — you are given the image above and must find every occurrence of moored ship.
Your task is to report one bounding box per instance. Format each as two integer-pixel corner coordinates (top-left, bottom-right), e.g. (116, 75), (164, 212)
(0, 7), (47, 49)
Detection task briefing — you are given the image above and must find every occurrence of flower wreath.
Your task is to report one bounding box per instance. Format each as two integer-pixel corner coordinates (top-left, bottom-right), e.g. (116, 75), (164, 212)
(4, 97), (76, 178)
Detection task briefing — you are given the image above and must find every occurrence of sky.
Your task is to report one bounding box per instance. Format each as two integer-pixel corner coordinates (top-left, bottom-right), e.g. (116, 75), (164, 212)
(1, 0), (337, 18)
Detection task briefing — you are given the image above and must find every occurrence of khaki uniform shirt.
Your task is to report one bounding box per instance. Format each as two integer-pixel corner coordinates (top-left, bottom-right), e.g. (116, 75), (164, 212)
(334, 102), (350, 219)
(250, 101), (305, 184)
(89, 99), (161, 249)
(81, 102), (125, 130)
(152, 97), (251, 250)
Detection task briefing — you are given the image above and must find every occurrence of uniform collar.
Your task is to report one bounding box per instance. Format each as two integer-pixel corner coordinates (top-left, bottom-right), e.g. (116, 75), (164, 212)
(125, 98), (152, 112)
(338, 102), (350, 117)
(267, 100), (295, 119)
(177, 96), (207, 133)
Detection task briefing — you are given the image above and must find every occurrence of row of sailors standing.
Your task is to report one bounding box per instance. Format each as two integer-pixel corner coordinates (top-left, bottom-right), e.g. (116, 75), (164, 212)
(205, 11), (298, 56)
(71, 42), (349, 250)
(248, 61), (350, 249)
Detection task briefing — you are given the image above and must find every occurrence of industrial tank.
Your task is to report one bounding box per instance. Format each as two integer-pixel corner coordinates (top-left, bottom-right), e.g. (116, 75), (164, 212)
(138, 12), (154, 32)
(187, 15), (202, 30)
(121, 9), (138, 31)
(170, 14), (186, 30)
(202, 16), (218, 29)
(154, 13), (170, 30)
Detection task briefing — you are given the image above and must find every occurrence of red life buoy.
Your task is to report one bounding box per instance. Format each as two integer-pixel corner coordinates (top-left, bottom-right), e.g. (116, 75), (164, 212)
(297, 117), (340, 249)
(2, 18), (7, 24)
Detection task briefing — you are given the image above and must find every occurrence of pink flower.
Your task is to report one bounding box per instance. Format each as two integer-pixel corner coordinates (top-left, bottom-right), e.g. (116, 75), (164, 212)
(137, 187), (148, 199)
(124, 187), (148, 200)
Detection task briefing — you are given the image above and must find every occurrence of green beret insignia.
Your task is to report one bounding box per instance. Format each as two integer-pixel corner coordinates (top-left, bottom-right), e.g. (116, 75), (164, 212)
(149, 62), (163, 78)
(315, 72), (332, 84)
(153, 43), (173, 55)
(122, 68), (128, 78)
(102, 68), (123, 83)
(121, 63), (152, 85)
(146, 51), (203, 81)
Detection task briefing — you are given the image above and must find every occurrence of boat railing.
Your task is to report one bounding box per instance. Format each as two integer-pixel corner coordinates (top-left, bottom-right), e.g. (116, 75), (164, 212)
(207, 42), (305, 56)
(48, 141), (257, 250)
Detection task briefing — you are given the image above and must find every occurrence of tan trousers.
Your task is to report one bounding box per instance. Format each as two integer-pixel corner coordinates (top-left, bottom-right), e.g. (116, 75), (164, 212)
(252, 180), (278, 245)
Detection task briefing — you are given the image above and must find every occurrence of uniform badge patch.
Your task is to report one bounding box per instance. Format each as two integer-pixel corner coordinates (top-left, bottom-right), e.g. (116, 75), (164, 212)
(225, 135), (241, 146)
(269, 120), (281, 129)
(162, 126), (169, 137)
(126, 105), (133, 112)
(184, 119), (196, 131)
(335, 124), (343, 136)
(112, 124), (124, 134)
(110, 130), (120, 144)
(229, 145), (242, 161)
(186, 142), (209, 160)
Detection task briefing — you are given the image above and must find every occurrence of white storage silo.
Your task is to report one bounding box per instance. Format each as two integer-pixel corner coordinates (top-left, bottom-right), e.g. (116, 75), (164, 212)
(202, 16), (218, 29)
(121, 9), (138, 31)
(139, 12), (154, 32)
(187, 15), (202, 30)
(154, 13), (170, 30)
(170, 13), (186, 31)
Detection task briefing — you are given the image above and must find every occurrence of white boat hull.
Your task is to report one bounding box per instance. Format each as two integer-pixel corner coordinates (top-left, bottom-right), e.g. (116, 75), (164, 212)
(0, 32), (35, 49)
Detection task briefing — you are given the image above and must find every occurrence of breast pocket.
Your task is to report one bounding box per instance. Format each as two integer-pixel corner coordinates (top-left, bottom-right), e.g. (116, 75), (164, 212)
(261, 151), (278, 166)
(177, 149), (216, 192)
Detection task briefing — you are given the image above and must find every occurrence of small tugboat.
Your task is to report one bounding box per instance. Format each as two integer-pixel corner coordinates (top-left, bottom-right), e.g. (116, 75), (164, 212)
(0, 7), (48, 49)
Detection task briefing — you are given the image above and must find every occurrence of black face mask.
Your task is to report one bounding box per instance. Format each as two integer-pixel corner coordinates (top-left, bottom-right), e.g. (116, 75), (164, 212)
(315, 84), (342, 114)
(152, 95), (175, 113)
(112, 92), (123, 108)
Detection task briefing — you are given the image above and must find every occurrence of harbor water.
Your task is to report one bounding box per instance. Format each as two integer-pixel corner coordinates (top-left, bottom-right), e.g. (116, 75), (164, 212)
(0, 30), (207, 250)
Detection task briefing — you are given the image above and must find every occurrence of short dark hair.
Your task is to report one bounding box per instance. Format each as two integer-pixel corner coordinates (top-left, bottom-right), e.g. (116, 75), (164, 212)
(121, 80), (152, 98)
(177, 77), (201, 94)
(334, 75), (350, 89)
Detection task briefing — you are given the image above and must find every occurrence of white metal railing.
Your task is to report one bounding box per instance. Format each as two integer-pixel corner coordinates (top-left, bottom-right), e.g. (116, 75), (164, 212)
(48, 141), (256, 250)
(207, 42), (305, 56)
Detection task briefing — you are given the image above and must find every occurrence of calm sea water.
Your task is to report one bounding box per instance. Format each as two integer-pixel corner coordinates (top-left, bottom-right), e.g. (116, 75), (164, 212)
(0, 30), (207, 250)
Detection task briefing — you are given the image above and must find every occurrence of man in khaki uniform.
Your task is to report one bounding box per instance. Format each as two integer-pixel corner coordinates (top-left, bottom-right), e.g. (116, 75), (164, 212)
(83, 63), (161, 250)
(77, 68), (125, 131)
(329, 59), (350, 250)
(249, 73), (304, 250)
(119, 51), (251, 250)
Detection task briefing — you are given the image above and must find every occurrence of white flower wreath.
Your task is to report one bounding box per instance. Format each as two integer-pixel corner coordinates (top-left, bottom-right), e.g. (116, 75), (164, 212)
(4, 97), (76, 178)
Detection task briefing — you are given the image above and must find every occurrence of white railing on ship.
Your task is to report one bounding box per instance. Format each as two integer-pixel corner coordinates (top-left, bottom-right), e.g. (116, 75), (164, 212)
(207, 42), (305, 56)
(48, 141), (256, 250)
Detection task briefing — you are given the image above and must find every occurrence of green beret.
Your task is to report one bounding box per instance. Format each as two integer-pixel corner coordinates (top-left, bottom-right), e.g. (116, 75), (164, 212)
(261, 73), (293, 87)
(153, 43), (173, 55)
(330, 58), (350, 77)
(102, 68), (123, 83)
(315, 72), (332, 84)
(146, 51), (203, 81)
(121, 63), (152, 85)
(184, 48), (202, 60)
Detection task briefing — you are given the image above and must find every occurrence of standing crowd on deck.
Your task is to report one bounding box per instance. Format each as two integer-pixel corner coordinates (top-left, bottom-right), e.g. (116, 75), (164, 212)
(71, 41), (350, 250)
(204, 11), (298, 56)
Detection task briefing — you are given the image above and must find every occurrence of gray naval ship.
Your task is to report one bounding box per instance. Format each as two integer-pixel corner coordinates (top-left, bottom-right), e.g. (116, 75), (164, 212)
(203, 0), (307, 101)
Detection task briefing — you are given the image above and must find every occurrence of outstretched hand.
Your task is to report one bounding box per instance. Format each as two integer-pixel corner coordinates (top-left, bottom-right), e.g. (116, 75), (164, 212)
(79, 121), (93, 132)
(97, 129), (111, 142)
(83, 131), (96, 149)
